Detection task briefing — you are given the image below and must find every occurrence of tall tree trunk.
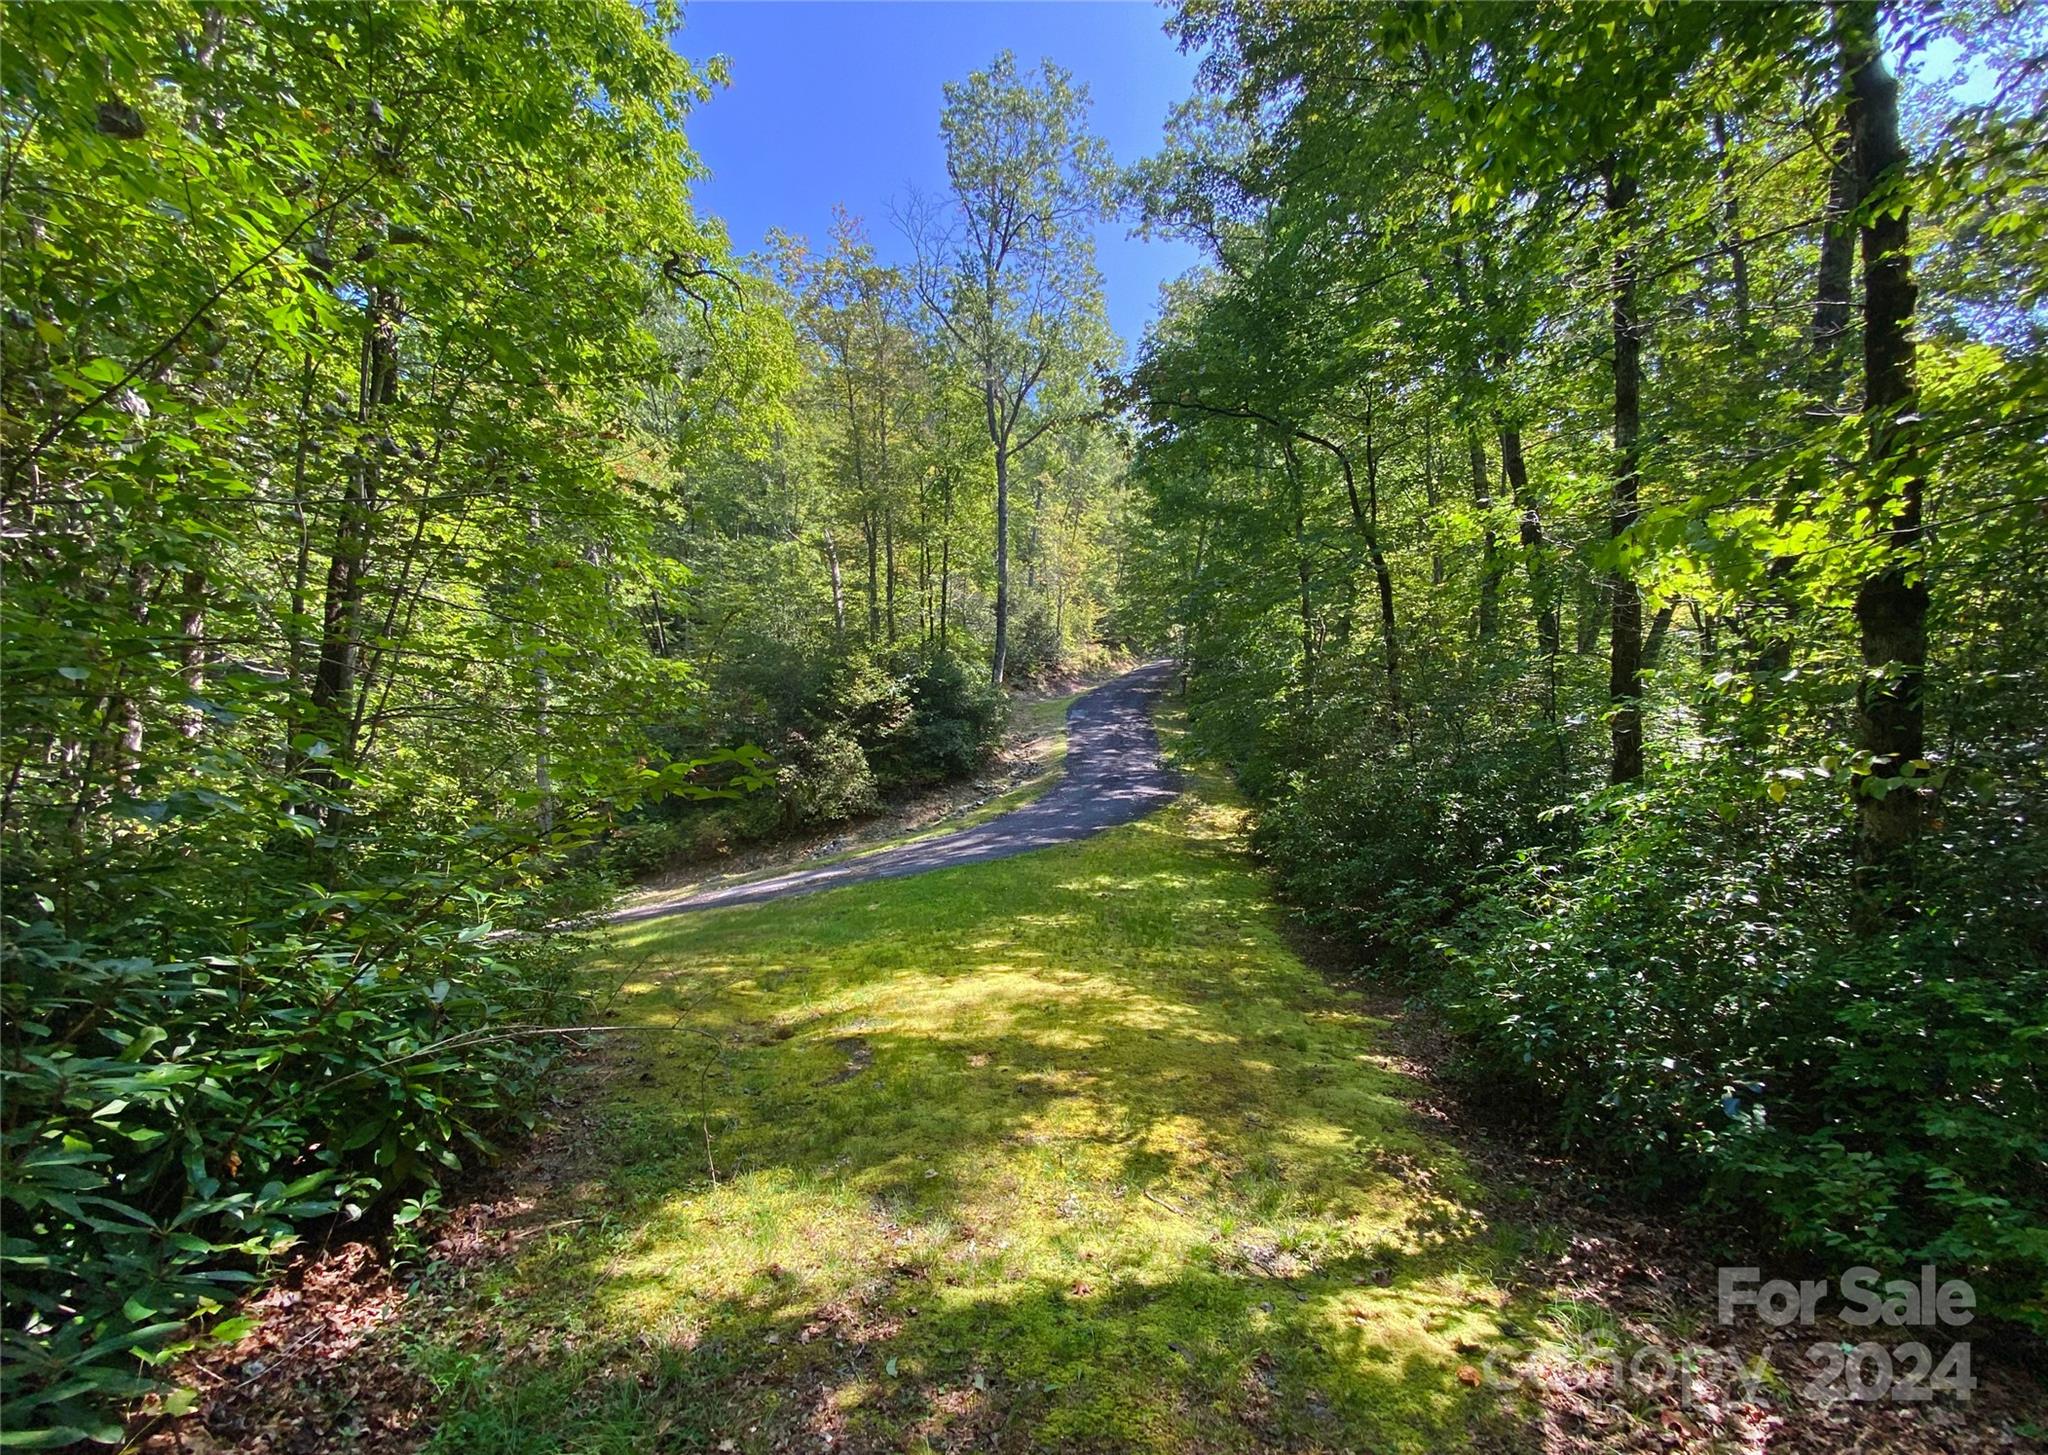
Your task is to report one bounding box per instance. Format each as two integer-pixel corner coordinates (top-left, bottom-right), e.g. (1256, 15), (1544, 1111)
(1282, 441), (1314, 715)
(1576, 574), (1603, 656)
(178, 567), (206, 739)
(1500, 424), (1560, 701)
(1605, 163), (1646, 785)
(527, 509), (553, 837)
(885, 507), (897, 644)
(1844, 4), (1928, 874)
(822, 526), (847, 638)
(863, 509), (879, 640)
(1643, 603), (1677, 666)
(1710, 112), (1751, 338)
(1812, 110), (1859, 387)
(918, 478), (932, 643)
(879, 367), (896, 644)
(285, 354), (316, 692)
(989, 386), (1010, 685)
(1469, 430), (1499, 642)
(1424, 401), (1444, 587)
(1297, 411), (1401, 716)
(311, 285), (397, 786)
(1359, 399), (1401, 714)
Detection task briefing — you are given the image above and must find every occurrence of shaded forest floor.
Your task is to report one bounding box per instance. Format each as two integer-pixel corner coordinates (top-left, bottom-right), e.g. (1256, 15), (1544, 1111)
(143, 739), (2043, 1454)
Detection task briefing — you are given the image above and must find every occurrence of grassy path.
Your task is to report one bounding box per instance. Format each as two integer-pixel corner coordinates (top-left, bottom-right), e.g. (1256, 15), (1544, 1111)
(402, 751), (1535, 1453)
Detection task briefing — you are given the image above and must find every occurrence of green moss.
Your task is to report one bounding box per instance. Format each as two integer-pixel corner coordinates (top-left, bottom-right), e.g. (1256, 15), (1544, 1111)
(407, 754), (1532, 1452)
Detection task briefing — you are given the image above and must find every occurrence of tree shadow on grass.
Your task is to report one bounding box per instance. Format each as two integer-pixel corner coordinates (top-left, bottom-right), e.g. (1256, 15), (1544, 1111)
(406, 805), (1545, 1453)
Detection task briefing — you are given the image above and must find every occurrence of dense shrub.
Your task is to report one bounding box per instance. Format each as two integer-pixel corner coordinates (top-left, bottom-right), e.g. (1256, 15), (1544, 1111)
(1250, 721), (1572, 954)
(615, 644), (1006, 873)
(877, 650), (1006, 786)
(778, 724), (882, 826)
(1004, 603), (1066, 680)
(0, 801), (607, 1440)
(1189, 638), (2047, 1323)
(1430, 780), (2048, 1320)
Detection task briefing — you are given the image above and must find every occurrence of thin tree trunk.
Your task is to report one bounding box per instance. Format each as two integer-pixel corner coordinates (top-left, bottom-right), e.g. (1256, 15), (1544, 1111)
(1576, 574), (1603, 656)
(1710, 112), (1751, 338)
(1605, 162), (1646, 785)
(1812, 110), (1859, 387)
(1500, 423), (1560, 709)
(528, 508), (553, 837)
(1469, 430), (1499, 643)
(990, 397), (1010, 685)
(1424, 401), (1444, 587)
(311, 285), (397, 786)
(1360, 398), (1401, 714)
(822, 526), (847, 638)
(1282, 441), (1314, 715)
(1303, 407), (1401, 715)
(178, 568), (205, 739)
(285, 354), (316, 692)
(863, 509), (879, 640)
(1844, 4), (1928, 873)
(1643, 602), (1677, 666)
(918, 477), (932, 643)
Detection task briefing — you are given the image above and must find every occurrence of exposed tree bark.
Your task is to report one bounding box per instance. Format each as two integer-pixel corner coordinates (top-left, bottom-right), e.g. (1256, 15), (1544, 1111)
(1423, 400), (1444, 587)
(1843, 4), (1928, 874)
(311, 284), (398, 782)
(879, 358), (896, 644)
(1281, 440), (1315, 715)
(1358, 395), (1402, 715)
(885, 506), (897, 644)
(1575, 581), (1603, 657)
(527, 508), (553, 837)
(285, 354), (316, 691)
(988, 385), (1011, 684)
(1643, 602), (1678, 666)
(1710, 112), (1752, 338)
(1499, 423), (1560, 712)
(1498, 425), (1556, 654)
(1605, 162), (1646, 785)
(821, 525), (847, 638)
(1469, 430), (1499, 643)
(178, 567), (205, 739)
(862, 508), (880, 640)
(1812, 110), (1859, 384)
(938, 476), (954, 652)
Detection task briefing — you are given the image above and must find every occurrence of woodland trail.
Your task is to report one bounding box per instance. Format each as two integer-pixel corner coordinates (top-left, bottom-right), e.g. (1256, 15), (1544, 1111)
(607, 660), (1182, 924)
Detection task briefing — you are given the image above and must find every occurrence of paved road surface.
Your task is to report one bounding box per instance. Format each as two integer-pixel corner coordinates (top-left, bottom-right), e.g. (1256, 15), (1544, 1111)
(608, 660), (1181, 925)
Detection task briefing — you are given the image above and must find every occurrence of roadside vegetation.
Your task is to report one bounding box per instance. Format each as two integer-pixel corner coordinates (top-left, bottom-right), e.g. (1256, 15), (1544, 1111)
(1117, 0), (2046, 1330)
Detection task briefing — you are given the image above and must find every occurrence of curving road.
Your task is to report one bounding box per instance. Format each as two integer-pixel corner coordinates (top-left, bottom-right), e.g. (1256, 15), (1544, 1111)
(608, 660), (1181, 925)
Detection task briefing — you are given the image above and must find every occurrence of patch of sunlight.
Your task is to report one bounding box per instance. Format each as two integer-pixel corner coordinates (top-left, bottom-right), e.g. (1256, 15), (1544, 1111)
(408, 771), (1531, 1455)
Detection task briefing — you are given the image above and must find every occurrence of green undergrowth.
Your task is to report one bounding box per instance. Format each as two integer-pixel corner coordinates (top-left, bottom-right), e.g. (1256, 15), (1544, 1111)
(401, 750), (1538, 1453)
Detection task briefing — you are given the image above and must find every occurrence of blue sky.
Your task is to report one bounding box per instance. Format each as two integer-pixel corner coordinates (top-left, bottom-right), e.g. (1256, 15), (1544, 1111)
(668, 1), (1207, 358)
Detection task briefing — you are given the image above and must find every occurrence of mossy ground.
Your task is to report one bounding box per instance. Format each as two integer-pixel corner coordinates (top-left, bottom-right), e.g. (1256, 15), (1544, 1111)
(403, 749), (1538, 1453)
